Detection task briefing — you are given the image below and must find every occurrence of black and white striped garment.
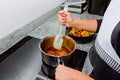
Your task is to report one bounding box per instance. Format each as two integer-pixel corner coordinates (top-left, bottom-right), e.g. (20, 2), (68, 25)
(94, 0), (120, 74)
(95, 18), (120, 73)
(96, 20), (120, 58)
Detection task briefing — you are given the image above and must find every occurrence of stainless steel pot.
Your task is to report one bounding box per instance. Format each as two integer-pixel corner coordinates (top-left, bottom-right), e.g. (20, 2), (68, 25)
(39, 35), (76, 67)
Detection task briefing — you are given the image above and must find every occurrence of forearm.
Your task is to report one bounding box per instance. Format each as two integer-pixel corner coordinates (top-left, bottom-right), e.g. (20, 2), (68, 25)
(71, 19), (98, 32)
(55, 65), (94, 80)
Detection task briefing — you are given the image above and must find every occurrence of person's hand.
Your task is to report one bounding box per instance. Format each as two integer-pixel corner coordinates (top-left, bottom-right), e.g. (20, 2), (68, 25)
(55, 65), (78, 80)
(55, 65), (94, 80)
(58, 10), (74, 27)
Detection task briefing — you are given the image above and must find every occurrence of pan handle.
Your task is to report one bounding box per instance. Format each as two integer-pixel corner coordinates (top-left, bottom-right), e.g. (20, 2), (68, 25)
(57, 57), (64, 65)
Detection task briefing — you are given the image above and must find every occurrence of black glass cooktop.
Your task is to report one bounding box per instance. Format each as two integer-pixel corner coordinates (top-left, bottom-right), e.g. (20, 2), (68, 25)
(0, 36), (87, 80)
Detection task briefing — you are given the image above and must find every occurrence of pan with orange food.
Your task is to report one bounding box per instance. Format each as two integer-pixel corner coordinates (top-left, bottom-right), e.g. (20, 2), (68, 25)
(39, 35), (76, 67)
(66, 27), (95, 44)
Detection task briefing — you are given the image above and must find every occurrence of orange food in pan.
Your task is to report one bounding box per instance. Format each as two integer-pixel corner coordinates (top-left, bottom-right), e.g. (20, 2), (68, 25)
(44, 46), (72, 56)
(69, 28), (91, 37)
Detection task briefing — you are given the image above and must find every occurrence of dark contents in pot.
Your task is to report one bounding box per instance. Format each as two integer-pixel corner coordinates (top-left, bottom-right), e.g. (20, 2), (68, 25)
(44, 46), (72, 56)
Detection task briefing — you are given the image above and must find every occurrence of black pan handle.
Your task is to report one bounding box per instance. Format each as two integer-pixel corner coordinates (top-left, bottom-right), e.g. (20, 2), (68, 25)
(57, 57), (64, 65)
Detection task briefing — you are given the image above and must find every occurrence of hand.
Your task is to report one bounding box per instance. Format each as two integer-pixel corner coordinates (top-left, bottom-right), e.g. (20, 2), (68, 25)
(58, 10), (74, 27)
(55, 65), (77, 80)
(55, 65), (94, 80)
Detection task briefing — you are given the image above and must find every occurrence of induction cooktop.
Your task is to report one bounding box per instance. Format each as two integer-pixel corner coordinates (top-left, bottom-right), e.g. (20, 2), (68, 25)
(0, 36), (87, 80)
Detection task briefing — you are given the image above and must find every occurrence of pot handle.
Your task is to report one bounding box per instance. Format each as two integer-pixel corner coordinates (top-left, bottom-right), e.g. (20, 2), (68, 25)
(57, 57), (64, 65)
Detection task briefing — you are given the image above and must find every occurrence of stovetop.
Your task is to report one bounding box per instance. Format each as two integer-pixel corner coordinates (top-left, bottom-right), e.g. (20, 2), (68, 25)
(0, 36), (87, 80)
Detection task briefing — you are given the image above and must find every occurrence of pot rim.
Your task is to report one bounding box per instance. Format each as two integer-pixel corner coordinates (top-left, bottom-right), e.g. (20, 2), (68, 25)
(39, 35), (76, 58)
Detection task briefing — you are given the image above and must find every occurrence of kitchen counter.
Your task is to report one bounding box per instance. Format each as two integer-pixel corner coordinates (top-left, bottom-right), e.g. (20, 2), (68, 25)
(28, 11), (102, 75)
(0, 3), (103, 80)
(28, 11), (101, 52)
(0, 5), (102, 79)
(0, 4), (102, 56)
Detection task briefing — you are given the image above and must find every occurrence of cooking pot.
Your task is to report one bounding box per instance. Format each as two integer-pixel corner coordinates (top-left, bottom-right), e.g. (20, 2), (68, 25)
(39, 35), (76, 67)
